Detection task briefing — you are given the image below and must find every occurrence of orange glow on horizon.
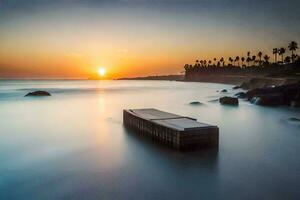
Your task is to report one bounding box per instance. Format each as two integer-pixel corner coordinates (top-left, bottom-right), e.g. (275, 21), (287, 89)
(0, 2), (292, 79)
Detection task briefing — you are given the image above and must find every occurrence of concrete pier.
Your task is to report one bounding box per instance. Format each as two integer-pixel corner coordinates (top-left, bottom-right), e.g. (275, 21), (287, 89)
(123, 109), (219, 150)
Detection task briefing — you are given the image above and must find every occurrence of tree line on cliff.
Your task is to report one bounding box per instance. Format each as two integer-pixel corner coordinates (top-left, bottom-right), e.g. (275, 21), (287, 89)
(184, 41), (299, 77)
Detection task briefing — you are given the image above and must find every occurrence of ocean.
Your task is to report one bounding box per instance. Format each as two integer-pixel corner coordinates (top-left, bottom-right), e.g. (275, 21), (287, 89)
(0, 80), (300, 199)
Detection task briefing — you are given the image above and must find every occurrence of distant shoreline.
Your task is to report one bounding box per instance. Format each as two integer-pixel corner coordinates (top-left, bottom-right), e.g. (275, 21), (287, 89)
(117, 74), (300, 86)
(117, 74), (184, 81)
(1, 75), (299, 87)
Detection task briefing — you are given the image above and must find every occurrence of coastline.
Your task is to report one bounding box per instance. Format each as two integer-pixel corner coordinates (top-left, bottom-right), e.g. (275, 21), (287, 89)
(117, 75), (300, 107)
(117, 74), (300, 88)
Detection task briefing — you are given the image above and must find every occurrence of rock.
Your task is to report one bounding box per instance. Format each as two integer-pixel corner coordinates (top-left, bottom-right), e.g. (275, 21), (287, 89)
(287, 117), (300, 126)
(246, 88), (274, 100)
(235, 92), (246, 98)
(250, 93), (284, 106)
(219, 96), (239, 106)
(246, 83), (300, 106)
(288, 117), (300, 122)
(240, 78), (286, 90)
(240, 82), (250, 90)
(291, 100), (300, 107)
(189, 101), (203, 105)
(25, 91), (51, 97)
(232, 86), (240, 90)
(220, 89), (228, 93)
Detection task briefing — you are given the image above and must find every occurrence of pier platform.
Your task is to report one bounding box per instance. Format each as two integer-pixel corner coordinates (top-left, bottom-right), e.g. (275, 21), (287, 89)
(123, 108), (219, 150)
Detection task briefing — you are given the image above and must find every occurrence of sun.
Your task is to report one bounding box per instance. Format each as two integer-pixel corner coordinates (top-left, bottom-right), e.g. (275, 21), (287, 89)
(98, 67), (106, 76)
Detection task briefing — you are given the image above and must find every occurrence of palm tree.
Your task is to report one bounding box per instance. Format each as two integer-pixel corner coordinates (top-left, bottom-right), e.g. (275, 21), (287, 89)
(213, 58), (217, 66)
(235, 56), (240, 67)
(288, 41), (298, 63)
(279, 47), (286, 64)
(228, 57), (233, 66)
(284, 56), (291, 64)
(208, 60), (212, 67)
(273, 48), (278, 64)
(184, 64), (190, 71)
(241, 57), (245, 67)
(257, 51), (263, 66)
(264, 55), (270, 65)
(195, 60), (199, 67)
(252, 55), (256, 66)
(200, 60), (203, 67)
(220, 57), (224, 67)
(246, 57), (251, 67)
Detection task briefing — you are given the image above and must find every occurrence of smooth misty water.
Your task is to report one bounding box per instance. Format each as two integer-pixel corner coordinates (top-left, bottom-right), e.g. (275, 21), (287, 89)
(0, 80), (300, 200)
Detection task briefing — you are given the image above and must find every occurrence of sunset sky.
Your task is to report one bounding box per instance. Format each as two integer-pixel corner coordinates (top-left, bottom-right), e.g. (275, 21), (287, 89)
(1, 0), (300, 79)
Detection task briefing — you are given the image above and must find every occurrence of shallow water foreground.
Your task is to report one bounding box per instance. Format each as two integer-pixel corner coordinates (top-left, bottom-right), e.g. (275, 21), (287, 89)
(0, 80), (300, 200)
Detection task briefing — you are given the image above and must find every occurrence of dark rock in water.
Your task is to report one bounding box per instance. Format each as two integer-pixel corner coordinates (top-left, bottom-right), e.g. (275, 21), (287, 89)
(25, 91), (51, 97)
(250, 93), (284, 106)
(288, 117), (300, 122)
(219, 96), (239, 106)
(220, 89), (228, 93)
(240, 81), (250, 90)
(291, 100), (300, 107)
(246, 82), (300, 106)
(189, 101), (203, 105)
(235, 92), (246, 98)
(232, 86), (240, 90)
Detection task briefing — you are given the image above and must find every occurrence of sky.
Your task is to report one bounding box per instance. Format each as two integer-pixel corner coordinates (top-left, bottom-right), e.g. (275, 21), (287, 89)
(0, 0), (300, 79)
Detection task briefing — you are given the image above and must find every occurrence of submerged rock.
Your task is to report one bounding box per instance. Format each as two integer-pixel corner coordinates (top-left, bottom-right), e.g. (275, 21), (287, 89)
(219, 96), (239, 106)
(220, 89), (228, 93)
(240, 81), (250, 90)
(286, 117), (300, 126)
(25, 91), (51, 97)
(189, 101), (203, 105)
(291, 100), (300, 107)
(232, 86), (240, 90)
(235, 92), (246, 99)
(250, 93), (284, 106)
(288, 117), (300, 122)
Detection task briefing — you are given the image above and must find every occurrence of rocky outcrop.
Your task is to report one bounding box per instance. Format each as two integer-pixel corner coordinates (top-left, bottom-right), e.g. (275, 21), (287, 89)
(240, 77), (299, 90)
(185, 74), (249, 85)
(246, 83), (300, 107)
(250, 93), (284, 106)
(288, 117), (300, 122)
(219, 97), (239, 106)
(291, 100), (300, 107)
(235, 92), (246, 98)
(25, 91), (51, 97)
(232, 86), (241, 90)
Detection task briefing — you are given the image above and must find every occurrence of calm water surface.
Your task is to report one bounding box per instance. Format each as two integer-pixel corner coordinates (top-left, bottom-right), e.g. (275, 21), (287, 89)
(0, 80), (300, 200)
